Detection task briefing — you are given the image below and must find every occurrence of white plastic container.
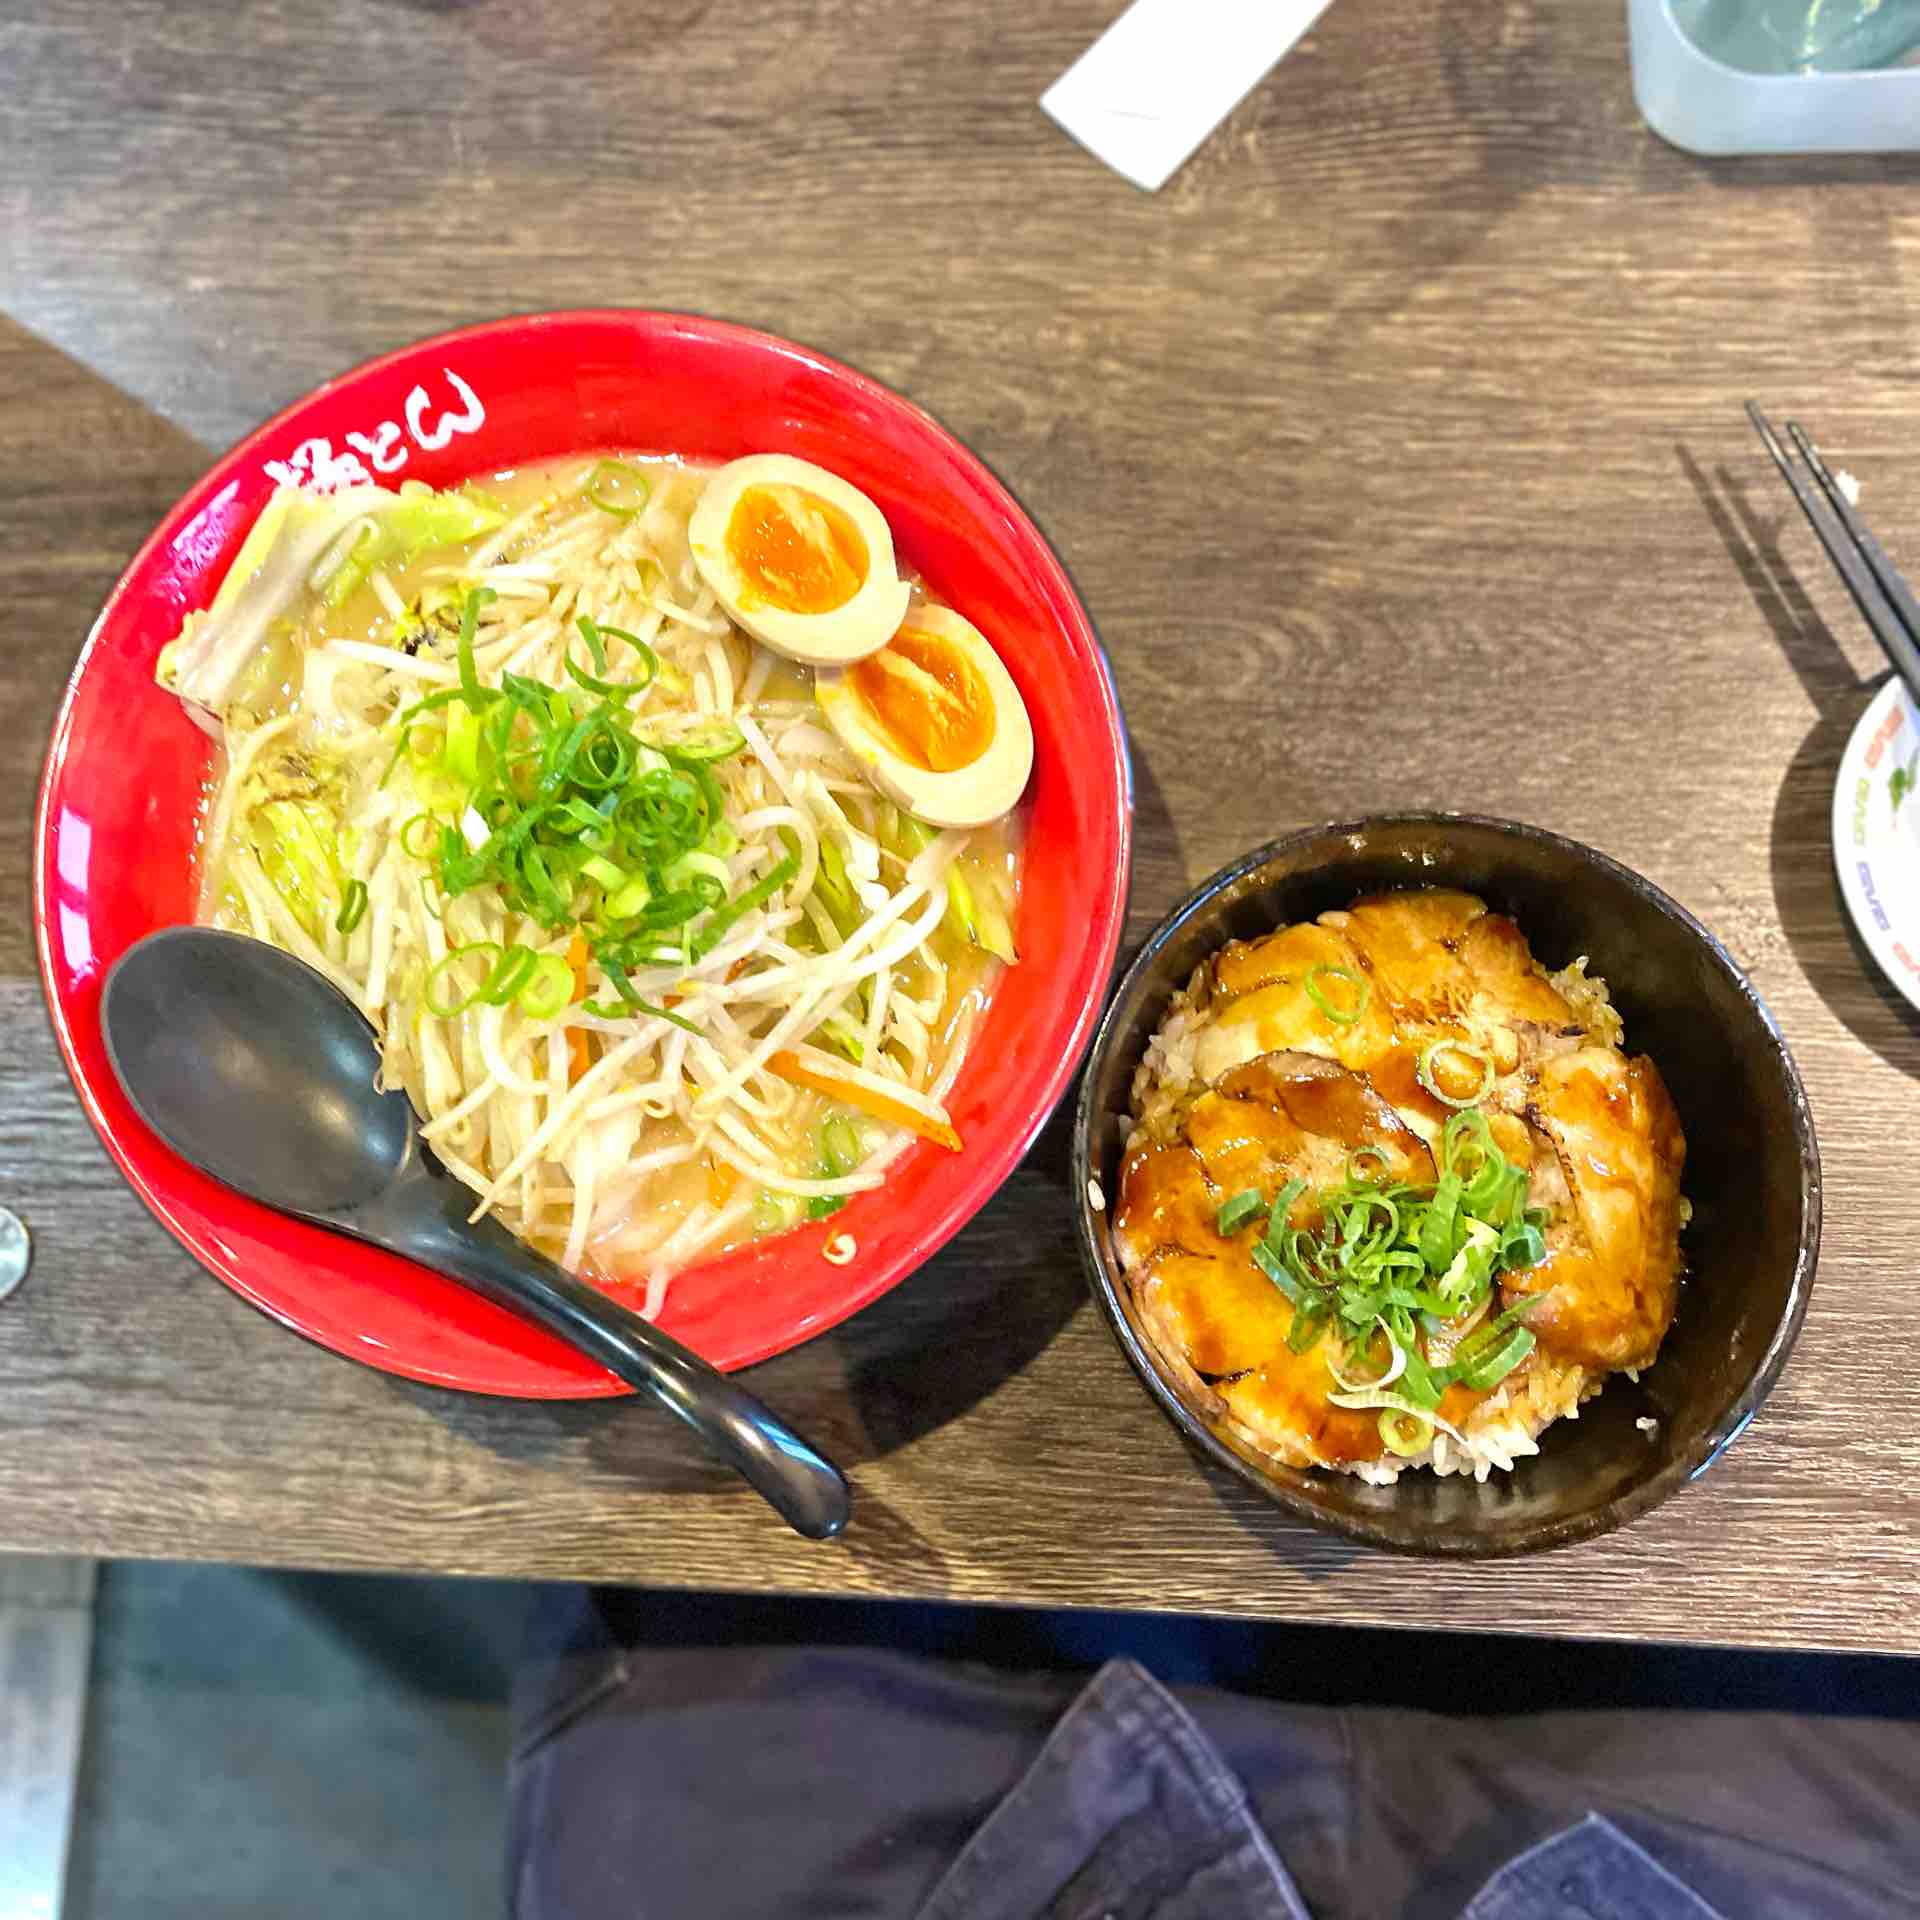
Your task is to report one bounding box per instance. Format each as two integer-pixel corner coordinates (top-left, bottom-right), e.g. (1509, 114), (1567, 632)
(1630, 0), (1920, 153)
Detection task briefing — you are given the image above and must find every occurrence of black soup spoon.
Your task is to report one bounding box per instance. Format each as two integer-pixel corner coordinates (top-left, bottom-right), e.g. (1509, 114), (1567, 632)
(101, 927), (850, 1540)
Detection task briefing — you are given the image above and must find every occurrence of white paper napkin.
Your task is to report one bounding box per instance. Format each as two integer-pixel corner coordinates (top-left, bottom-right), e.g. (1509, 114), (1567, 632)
(1041, 0), (1338, 192)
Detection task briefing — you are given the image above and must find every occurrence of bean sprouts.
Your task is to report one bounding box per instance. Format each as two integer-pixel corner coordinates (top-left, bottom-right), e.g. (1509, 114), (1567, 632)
(181, 456), (1022, 1313)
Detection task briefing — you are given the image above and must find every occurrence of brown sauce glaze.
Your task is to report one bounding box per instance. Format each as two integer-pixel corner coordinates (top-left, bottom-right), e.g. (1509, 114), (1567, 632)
(1223, 1354), (1382, 1466)
(1115, 889), (1688, 1473)
(1114, 1144), (1218, 1269)
(1142, 1251), (1293, 1377)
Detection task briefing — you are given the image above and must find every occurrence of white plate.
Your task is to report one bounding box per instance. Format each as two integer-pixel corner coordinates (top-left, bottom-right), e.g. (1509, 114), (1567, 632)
(1832, 675), (1920, 1016)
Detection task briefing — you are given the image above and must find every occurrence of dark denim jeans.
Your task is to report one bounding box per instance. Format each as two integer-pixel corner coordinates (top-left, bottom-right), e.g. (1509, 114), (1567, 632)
(509, 1593), (1916, 1918)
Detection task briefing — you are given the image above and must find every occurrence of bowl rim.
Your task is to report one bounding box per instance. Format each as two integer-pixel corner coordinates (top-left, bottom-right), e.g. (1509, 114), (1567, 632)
(1071, 810), (1822, 1557)
(35, 307), (1134, 1392)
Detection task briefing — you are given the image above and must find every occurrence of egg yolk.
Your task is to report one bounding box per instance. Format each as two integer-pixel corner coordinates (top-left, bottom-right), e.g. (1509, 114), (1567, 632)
(725, 484), (869, 614)
(849, 625), (996, 773)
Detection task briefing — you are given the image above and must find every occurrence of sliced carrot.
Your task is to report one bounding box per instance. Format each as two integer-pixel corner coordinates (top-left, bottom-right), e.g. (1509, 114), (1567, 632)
(707, 1158), (742, 1208)
(767, 1049), (962, 1152)
(566, 1030), (593, 1085)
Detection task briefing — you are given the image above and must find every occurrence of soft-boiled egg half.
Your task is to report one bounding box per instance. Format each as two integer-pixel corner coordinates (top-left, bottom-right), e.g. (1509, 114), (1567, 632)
(688, 454), (910, 666)
(816, 605), (1034, 828)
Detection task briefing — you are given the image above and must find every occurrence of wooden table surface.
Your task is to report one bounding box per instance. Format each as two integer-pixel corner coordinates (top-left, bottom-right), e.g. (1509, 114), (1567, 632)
(6, 0), (1920, 1654)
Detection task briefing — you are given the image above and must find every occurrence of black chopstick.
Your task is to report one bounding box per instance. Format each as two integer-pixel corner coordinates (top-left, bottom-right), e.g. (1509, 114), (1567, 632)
(1745, 401), (1920, 702)
(1783, 418), (1920, 656)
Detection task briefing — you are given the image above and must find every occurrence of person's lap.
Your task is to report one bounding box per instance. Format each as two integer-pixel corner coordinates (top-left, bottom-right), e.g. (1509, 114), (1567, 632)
(509, 1588), (1918, 1920)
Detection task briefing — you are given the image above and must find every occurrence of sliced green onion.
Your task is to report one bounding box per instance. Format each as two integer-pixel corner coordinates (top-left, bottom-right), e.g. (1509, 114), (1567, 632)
(582, 961), (701, 1033)
(807, 1111), (863, 1219)
(1251, 1239), (1314, 1306)
(518, 954), (574, 1021)
(1379, 1408), (1433, 1457)
(1326, 1328), (1405, 1394)
(658, 719), (747, 763)
(1417, 1038), (1496, 1108)
(1417, 1173), (1462, 1273)
(1500, 1221), (1547, 1271)
(690, 852), (798, 960)
(1395, 1344), (1447, 1410)
(1225, 1105), (1569, 1438)
(1339, 1188), (1399, 1247)
(1498, 1165), (1532, 1228)
(1458, 1150), (1511, 1217)
(479, 945), (539, 1006)
(423, 941), (504, 1018)
(569, 617), (658, 701)
(1435, 1218), (1499, 1304)
(584, 458), (651, 520)
(1215, 1190), (1266, 1235)
(669, 849), (733, 892)
(606, 874), (654, 920)
(1346, 1145), (1392, 1183)
(579, 996), (701, 1035)
(399, 812), (441, 860)
(1286, 1304), (1329, 1353)
(1261, 1178), (1308, 1248)
(455, 587), (499, 709)
(1452, 1325), (1536, 1391)
(1324, 1386), (1470, 1445)
(820, 1113), (863, 1176)
(334, 879), (369, 934)
(1304, 963), (1370, 1025)
(391, 608), (743, 961)
(1441, 1107), (1499, 1180)
(1446, 1296), (1543, 1390)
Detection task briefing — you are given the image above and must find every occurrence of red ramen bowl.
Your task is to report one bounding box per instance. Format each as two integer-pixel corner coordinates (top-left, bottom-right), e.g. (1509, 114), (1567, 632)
(35, 312), (1131, 1394)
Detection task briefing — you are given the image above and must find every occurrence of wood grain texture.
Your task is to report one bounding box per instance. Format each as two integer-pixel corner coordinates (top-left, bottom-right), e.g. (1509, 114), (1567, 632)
(6, 0), (1920, 1649)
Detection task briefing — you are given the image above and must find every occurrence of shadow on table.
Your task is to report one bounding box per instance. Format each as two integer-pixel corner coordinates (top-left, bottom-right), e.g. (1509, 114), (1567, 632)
(1674, 149), (1920, 194)
(0, 314), (213, 965)
(1190, 1462), (1370, 1580)
(370, 1333), (975, 1582)
(1675, 444), (1920, 1079)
